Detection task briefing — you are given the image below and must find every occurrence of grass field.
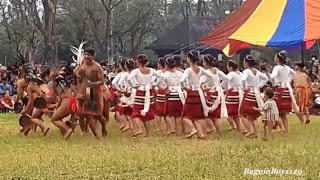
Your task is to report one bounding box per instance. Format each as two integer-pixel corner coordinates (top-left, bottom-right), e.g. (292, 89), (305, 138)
(0, 113), (319, 180)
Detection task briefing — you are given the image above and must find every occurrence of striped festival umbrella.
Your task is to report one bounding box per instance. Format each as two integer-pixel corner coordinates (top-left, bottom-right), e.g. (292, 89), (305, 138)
(200, 0), (320, 56)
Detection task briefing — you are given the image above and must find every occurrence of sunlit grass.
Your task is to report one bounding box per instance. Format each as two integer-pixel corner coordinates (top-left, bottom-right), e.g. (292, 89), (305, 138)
(0, 113), (319, 179)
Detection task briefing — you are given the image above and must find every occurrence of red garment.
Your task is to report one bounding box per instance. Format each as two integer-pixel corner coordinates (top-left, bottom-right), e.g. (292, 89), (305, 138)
(225, 90), (240, 117)
(155, 89), (168, 117)
(206, 91), (222, 119)
(166, 99), (183, 117)
(182, 90), (205, 120)
(274, 87), (292, 113)
(240, 91), (260, 118)
(132, 89), (155, 121)
(0, 97), (12, 109)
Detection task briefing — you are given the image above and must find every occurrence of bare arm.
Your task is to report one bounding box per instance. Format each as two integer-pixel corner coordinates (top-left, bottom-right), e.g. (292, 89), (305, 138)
(15, 81), (25, 103)
(22, 86), (34, 114)
(1, 100), (13, 109)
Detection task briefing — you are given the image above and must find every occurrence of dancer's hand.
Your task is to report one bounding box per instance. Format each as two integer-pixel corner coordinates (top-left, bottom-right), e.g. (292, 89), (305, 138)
(20, 110), (26, 115)
(77, 94), (84, 100)
(244, 88), (250, 94)
(253, 107), (260, 111)
(86, 80), (94, 88)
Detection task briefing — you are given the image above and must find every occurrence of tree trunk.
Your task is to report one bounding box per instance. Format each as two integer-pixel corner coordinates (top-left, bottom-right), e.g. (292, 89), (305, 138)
(196, 0), (203, 16)
(43, 0), (58, 65)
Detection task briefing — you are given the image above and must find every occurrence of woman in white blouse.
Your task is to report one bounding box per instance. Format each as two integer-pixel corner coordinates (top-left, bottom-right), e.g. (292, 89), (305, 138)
(160, 57), (184, 135)
(224, 60), (243, 131)
(127, 54), (162, 137)
(270, 51), (300, 132)
(240, 55), (268, 138)
(202, 54), (229, 136)
(180, 50), (211, 139)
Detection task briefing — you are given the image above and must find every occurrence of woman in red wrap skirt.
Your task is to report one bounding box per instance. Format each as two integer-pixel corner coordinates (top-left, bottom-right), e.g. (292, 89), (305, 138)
(180, 50), (212, 139)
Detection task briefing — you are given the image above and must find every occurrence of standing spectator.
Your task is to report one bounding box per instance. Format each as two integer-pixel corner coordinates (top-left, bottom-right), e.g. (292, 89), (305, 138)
(310, 66), (319, 82)
(0, 91), (14, 113)
(260, 59), (268, 70)
(0, 77), (13, 98)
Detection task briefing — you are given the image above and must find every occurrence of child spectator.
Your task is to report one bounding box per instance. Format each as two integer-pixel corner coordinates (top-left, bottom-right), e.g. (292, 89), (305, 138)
(0, 91), (14, 113)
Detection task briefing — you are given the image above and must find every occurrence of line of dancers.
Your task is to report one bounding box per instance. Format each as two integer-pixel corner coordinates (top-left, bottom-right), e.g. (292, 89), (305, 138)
(111, 50), (309, 140)
(13, 48), (310, 140)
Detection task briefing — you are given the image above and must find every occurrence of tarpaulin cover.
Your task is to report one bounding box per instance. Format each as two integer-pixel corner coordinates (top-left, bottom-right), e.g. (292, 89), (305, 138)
(200, 0), (320, 56)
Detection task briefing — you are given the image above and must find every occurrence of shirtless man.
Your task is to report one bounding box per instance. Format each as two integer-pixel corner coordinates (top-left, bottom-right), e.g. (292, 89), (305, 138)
(75, 48), (105, 139)
(15, 66), (34, 133)
(15, 65), (29, 107)
(49, 70), (77, 140)
(23, 74), (51, 136)
(292, 63), (312, 124)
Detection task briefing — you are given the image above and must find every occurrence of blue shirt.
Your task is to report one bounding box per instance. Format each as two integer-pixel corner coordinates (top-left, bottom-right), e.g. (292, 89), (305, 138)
(0, 83), (13, 98)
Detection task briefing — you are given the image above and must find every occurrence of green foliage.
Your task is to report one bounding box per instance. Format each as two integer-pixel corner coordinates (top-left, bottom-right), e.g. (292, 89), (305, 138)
(0, 113), (319, 179)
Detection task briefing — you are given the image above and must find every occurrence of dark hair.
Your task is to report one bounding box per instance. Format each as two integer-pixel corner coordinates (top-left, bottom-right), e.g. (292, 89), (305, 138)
(40, 67), (51, 80)
(136, 54), (148, 65)
(276, 51), (287, 64)
(203, 54), (217, 67)
(165, 57), (176, 69)
(265, 87), (275, 99)
(260, 66), (267, 72)
(84, 48), (95, 56)
(187, 50), (199, 63)
(157, 57), (165, 68)
(119, 58), (127, 70)
(227, 60), (238, 70)
(244, 55), (256, 67)
(173, 55), (182, 67)
(125, 58), (135, 71)
(296, 62), (305, 69)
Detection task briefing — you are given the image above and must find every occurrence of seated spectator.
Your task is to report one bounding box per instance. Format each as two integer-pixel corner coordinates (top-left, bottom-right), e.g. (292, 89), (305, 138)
(0, 77), (13, 98)
(0, 91), (14, 113)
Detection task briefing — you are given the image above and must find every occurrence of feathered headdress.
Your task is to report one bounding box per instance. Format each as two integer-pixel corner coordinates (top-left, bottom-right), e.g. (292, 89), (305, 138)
(70, 41), (86, 65)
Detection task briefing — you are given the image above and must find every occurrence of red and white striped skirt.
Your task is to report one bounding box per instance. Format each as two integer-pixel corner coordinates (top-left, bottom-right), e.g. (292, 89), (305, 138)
(166, 92), (183, 117)
(274, 87), (292, 114)
(132, 89), (155, 121)
(114, 99), (122, 113)
(206, 91), (221, 119)
(182, 90), (205, 120)
(225, 90), (240, 117)
(155, 89), (168, 117)
(120, 92), (133, 116)
(240, 91), (260, 118)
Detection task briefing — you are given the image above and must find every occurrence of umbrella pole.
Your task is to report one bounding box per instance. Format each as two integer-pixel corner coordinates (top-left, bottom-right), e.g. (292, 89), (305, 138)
(301, 43), (305, 64)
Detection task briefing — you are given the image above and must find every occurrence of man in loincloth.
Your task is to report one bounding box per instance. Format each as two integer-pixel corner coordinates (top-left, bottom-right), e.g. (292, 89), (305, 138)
(15, 65), (36, 133)
(292, 63), (312, 124)
(75, 48), (105, 139)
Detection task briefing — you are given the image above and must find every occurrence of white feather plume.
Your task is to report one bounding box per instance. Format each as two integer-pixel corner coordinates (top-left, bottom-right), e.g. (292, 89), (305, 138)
(70, 41), (86, 65)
